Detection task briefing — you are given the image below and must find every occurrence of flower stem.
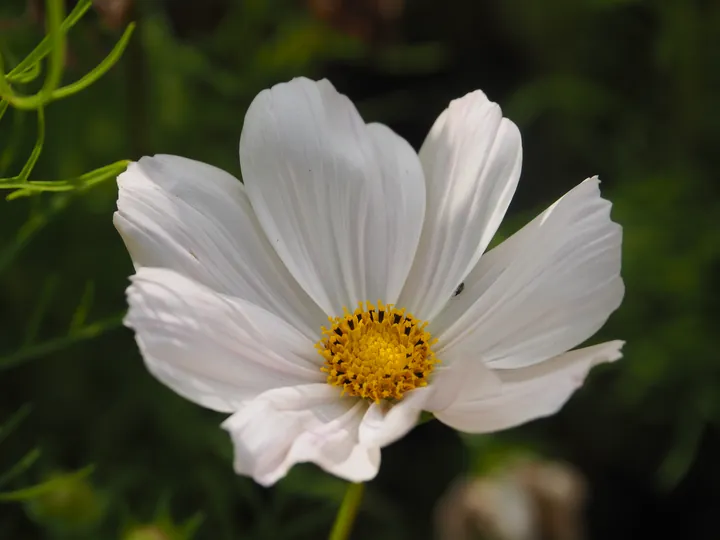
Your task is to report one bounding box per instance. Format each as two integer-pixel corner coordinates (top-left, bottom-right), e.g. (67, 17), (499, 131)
(329, 482), (365, 540)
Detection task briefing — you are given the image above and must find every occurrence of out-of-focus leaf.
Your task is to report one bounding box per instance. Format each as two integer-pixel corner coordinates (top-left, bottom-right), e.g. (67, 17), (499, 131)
(0, 405), (33, 446)
(0, 448), (41, 489)
(0, 313), (125, 371)
(15, 107), (44, 182)
(0, 99), (9, 123)
(373, 42), (448, 74)
(507, 75), (619, 125)
(0, 466), (94, 502)
(69, 281), (95, 333)
(23, 275), (57, 345)
(0, 194), (71, 274)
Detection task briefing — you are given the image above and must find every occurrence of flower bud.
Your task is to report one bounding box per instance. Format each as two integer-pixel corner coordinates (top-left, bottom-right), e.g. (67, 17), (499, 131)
(123, 525), (172, 540)
(25, 471), (105, 533)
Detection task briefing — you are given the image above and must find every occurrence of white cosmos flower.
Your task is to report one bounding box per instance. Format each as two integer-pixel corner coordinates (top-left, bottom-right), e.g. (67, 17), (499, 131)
(114, 77), (624, 486)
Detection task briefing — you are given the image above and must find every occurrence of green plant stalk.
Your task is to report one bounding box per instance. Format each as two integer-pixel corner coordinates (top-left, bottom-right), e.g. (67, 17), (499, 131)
(0, 1), (133, 113)
(51, 23), (136, 101)
(15, 108), (45, 182)
(0, 405), (33, 446)
(0, 196), (71, 275)
(0, 313), (125, 371)
(0, 100), (8, 123)
(0, 0), (67, 109)
(8, 62), (40, 85)
(1, 160), (129, 198)
(7, 0), (91, 81)
(0, 59), (15, 101)
(39, 0), (66, 101)
(328, 482), (364, 540)
(0, 448), (41, 489)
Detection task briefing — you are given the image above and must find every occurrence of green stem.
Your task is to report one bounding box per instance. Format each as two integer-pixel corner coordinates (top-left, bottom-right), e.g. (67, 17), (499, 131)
(328, 482), (364, 540)
(7, 0), (91, 80)
(40, 0), (67, 101)
(50, 22), (136, 101)
(0, 0), (67, 109)
(0, 313), (125, 371)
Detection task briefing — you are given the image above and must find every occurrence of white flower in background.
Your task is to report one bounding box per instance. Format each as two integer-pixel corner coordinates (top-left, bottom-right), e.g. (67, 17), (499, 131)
(114, 78), (624, 486)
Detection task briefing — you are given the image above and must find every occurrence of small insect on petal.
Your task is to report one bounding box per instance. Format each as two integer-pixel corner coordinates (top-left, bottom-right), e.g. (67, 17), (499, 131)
(452, 282), (465, 297)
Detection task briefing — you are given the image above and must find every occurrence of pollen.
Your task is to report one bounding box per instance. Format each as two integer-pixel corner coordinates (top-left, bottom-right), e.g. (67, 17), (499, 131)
(316, 301), (439, 403)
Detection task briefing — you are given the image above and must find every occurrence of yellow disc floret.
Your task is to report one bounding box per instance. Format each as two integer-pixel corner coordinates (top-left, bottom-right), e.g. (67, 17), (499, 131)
(317, 301), (439, 403)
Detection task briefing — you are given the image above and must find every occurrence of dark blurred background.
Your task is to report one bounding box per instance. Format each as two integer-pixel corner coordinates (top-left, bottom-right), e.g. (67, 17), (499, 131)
(1, 0), (719, 538)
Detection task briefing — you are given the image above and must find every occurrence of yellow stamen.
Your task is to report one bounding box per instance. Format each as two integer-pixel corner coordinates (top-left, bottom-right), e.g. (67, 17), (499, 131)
(316, 301), (439, 403)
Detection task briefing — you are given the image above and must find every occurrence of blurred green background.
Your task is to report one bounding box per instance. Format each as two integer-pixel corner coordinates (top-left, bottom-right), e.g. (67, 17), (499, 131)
(1, 0), (719, 538)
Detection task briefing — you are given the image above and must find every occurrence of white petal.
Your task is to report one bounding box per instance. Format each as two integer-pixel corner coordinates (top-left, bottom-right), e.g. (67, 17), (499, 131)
(222, 385), (379, 486)
(115, 155), (324, 339)
(399, 90), (522, 320)
(358, 354), (504, 447)
(423, 353), (503, 412)
(358, 388), (431, 448)
(240, 78), (425, 316)
(434, 178), (624, 368)
(125, 267), (323, 413)
(434, 341), (624, 433)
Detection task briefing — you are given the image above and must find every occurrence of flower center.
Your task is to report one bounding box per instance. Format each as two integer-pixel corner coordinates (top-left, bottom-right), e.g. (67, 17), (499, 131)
(317, 301), (439, 403)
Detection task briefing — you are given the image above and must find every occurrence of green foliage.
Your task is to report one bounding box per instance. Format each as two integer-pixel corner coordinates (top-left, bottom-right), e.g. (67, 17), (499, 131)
(0, 2), (135, 537)
(22, 469), (106, 534)
(493, 0), (720, 493)
(0, 0), (133, 378)
(0, 0), (135, 110)
(0, 0), (133, 200)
